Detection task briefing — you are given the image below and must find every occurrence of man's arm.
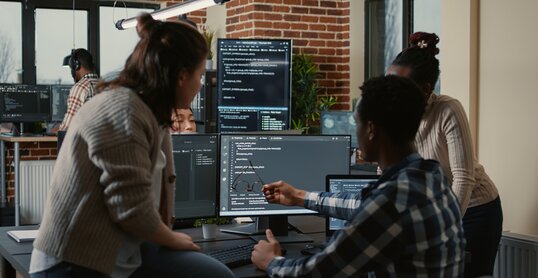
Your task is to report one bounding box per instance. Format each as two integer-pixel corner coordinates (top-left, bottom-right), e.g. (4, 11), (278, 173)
(256, 185), (403, 277)
(304, 191), (362, 220)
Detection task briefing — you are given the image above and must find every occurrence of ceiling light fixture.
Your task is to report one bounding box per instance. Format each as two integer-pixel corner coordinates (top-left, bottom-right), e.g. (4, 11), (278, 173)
(115, 0), (230, 30)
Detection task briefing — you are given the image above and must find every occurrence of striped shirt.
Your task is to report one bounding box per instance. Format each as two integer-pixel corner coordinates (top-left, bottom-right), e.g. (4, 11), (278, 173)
(415, 94), (499, 214)
(58, 73), (99, 131)
(267, 153), (466, 277)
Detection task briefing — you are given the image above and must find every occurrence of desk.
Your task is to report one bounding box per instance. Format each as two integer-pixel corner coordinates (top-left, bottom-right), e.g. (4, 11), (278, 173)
(0, 135), (57, 226)
(0, 222), (325, 278)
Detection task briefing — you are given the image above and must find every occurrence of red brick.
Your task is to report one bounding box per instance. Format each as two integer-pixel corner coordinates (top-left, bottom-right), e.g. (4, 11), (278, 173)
(327, 9), (341, 16)
(302, 48), (318, 55)
(318, 48), (335, 55)
(308, 40), (325, 47)
(319, 64), (336, 71)
(301, 15), (319, 23)
(274, 22), (290, 29)
(319, 16), (336, 24)
(291, 7), (308, 14)
(302, 31), (318, 38)
(309, 24), (326, 31)
(337, 17), (350, 24)
(284, 14), (301, 22)
(290, 23), (308, 30)
(254, 4), (272, 11)
(319, 32), (335, 39)
(264, 13), (282, 20)
(264, 0), (283, 3)
(318, 80), (335, 87)
(283, 31), (301, 38)
(273, 5), (290, 13)
(302, 0), (319, 7)
(292, 39), (308, 46)
(309, 8), (326, 15)
(254, 21), (273, 28)
(320, 1), (337, 8)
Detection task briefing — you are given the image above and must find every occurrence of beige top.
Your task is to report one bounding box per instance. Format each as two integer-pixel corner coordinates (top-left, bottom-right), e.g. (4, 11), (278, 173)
(415, 94), (498, 214)
(33, 87), (176, 275)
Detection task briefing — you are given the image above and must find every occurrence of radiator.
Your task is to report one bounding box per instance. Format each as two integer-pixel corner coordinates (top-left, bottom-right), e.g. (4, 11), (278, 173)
(494, 232), (538, 278)
(19, 160), (55, 225)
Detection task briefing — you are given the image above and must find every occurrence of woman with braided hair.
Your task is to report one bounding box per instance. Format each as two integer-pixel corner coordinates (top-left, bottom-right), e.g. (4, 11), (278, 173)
(388, 32), (502, 277)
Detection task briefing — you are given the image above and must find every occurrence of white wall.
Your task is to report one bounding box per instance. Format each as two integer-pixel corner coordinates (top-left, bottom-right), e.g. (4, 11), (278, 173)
(478, 0), (538, 236)
(349, 0), (365, 105)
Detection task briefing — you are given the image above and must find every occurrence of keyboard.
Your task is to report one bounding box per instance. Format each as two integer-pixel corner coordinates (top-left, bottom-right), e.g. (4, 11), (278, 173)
(205, 242), (255, 268)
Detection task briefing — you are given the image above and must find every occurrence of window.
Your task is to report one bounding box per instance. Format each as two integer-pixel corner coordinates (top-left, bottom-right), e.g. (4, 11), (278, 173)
(0, 1), (22, 83)
(413, 0), (441, 93)
(4, 0), (158, 85)
(35, 9), (88, 84)
(365, 0), (411, 79)
(99, 6), (154, 79)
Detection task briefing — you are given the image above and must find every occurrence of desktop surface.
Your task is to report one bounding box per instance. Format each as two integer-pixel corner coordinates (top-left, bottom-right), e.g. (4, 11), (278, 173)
(0, 220), (326, 278)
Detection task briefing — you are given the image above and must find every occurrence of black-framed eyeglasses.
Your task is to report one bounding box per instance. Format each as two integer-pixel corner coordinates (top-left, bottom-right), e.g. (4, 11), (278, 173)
(230, 159), (265, 194)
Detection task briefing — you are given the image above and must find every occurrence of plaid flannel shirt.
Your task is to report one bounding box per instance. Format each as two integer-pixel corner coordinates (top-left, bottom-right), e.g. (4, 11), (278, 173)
(58, 73), (99, 131)
(267, 153), (466, 277)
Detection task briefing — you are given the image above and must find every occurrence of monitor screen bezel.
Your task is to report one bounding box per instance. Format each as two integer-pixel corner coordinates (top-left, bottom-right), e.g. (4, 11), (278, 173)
(216, 38), (293, 133)
(0, 84), (52, 123)
(171, 133), (220, 221)
(325, 174), (380, 237)
(218, 134), (352, 217)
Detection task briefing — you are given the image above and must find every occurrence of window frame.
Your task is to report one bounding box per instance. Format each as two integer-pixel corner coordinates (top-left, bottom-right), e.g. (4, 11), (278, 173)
(364, 0), (413, 80)
(1, 0), (159, 85)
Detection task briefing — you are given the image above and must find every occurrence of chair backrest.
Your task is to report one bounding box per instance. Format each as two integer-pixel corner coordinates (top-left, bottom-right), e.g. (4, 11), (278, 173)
(57, 130), (67, 153)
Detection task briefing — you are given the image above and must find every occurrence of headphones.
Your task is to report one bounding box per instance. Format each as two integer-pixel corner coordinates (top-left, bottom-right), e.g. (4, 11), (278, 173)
(69, 49), (81, 71)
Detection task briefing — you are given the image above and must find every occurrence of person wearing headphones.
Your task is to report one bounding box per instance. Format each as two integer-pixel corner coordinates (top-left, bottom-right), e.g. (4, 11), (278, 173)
(58, 48), (100, 131)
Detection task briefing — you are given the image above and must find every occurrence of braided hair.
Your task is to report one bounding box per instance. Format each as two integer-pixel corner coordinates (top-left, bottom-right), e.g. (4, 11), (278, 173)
(391, 32), (440, 90)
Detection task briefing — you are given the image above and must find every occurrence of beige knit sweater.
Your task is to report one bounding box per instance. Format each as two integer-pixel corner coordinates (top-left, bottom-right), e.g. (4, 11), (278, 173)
(415, 94), (498, 215)
(34, 87), (176, 275)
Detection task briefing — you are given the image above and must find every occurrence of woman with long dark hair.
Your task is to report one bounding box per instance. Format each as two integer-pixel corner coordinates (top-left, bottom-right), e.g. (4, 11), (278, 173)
(30, 13), (233, 278)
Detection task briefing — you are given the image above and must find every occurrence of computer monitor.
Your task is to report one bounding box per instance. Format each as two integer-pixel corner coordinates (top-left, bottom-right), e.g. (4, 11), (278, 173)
(172, 134), (219, 221)
(320, 111), (358, 148)
(219, 134), (350, 236)
(216, 39), (292, 133)
(325, 175), (379, 237)
(50, 85), (71, 122)
(0, 84), (51, 123)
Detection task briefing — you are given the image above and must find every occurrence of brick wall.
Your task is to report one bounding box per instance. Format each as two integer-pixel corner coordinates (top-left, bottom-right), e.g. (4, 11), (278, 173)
(225, 0), (351, 110)
(159, 0), (351, 109)
(2, 142), (57, 203)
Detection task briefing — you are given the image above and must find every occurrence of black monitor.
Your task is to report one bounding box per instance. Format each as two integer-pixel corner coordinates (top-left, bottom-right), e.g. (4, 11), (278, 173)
(0, 84), (51, 123)
(216, 39), (292, 133)
(320, 111), (358, 148)
(50, 85), (71, 122)
(172, 134), (219, 221)
(219, 134), (350, 237)
(325, 175), (379, 237)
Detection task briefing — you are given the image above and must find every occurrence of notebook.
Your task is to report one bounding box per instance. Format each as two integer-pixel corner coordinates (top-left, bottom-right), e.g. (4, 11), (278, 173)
(7, 229), (39, 243)
(325, 174), (379, 237)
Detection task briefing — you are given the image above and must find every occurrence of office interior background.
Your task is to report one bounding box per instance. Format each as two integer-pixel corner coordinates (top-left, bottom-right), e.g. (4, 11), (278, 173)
(0, 0), (536, 239)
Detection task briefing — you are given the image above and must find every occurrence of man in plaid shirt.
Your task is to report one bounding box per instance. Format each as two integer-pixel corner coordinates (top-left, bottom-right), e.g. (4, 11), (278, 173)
(59, 48), (99, 131)
(253, 76), (466, 277)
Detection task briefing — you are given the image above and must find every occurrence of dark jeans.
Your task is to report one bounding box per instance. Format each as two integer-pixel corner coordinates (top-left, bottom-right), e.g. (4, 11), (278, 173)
(31, 243), (234, 278)
(130, 242), (234, 278)
(30, 262), (109, 278)
(463, 197), (503, 277)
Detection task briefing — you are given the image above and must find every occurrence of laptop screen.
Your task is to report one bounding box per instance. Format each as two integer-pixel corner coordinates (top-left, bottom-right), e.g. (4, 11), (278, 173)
(325, 175), (379, 236)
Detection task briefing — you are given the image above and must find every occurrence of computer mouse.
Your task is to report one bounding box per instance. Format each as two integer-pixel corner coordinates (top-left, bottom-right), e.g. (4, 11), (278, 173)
(300, 243), (325, 255)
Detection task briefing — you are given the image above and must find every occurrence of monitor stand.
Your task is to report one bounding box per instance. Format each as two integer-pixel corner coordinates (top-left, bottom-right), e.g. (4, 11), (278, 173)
(220, 215), (313, 243)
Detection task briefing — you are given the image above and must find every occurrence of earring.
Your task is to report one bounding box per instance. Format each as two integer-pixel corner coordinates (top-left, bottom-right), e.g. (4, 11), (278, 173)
(369, 133), (374, 140)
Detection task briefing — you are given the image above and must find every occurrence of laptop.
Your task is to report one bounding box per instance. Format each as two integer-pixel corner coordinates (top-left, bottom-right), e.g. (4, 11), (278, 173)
(325, 174), (379, 238)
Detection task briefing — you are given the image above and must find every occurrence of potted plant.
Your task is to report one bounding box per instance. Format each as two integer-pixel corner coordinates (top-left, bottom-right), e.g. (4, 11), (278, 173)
(200, 25), (214, 70)
(291, 54), (337, 134)
(193, 217), (231, 239)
